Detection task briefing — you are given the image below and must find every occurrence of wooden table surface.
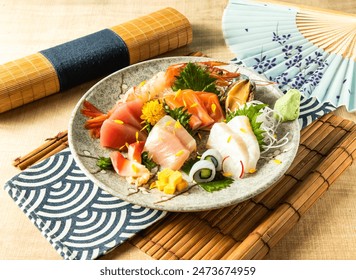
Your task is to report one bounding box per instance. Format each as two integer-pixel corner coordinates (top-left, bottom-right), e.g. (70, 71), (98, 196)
(0, 0), (355, 260)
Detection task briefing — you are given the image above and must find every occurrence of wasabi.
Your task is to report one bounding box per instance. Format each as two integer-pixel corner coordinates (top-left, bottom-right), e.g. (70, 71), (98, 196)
(274, 89), (301, 122)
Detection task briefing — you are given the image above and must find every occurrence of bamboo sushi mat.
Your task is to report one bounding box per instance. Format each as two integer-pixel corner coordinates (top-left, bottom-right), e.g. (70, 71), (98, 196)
(129, 112), (356, 260)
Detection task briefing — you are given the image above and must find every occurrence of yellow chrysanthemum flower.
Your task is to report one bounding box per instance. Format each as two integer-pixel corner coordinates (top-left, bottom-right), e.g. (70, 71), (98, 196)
(141, 99), (166, 125)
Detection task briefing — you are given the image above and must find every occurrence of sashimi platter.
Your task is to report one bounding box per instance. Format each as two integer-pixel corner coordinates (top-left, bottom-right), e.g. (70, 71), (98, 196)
(69, 57), (300, 212)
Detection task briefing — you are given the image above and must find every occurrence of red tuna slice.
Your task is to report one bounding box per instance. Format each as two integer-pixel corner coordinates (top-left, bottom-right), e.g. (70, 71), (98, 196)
(100, 119), (147, 150)
(110, 151), (148, 177)
(108, 99), (144, 129)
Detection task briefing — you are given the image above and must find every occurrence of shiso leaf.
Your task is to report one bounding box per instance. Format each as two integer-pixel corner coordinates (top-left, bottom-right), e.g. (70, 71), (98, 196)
(226, 103), (267, 150)
(198, 173), (234, 192)
(172, 62), (220, 95)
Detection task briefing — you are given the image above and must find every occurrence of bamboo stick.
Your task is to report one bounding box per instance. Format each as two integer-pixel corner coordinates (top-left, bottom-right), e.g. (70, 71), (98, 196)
(12, 130), (68, 170)
(182, 225), (221, 260)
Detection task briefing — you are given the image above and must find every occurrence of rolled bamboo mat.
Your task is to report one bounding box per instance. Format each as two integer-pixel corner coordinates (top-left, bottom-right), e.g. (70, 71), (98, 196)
(129, 113), (356, 260)
(0, 7), (192, 113)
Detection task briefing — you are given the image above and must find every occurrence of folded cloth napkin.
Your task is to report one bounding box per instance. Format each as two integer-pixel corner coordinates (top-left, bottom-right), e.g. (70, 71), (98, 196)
(4, 148), (166, 260)
(3, 95), (334, 260)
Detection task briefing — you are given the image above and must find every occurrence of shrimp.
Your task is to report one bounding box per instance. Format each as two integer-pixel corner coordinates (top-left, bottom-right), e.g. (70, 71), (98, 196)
(120, 71), (174, 103)
(120, 61), (240, 103)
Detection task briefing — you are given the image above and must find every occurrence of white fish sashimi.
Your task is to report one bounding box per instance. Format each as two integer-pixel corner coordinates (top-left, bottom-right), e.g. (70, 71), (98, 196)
(206, 122), (249, 178)
(227, 115), (260, 172)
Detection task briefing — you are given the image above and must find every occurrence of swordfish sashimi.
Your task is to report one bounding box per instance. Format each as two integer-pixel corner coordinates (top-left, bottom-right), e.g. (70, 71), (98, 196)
(154, 115), (196, 152)
(144, 116), (196, 170)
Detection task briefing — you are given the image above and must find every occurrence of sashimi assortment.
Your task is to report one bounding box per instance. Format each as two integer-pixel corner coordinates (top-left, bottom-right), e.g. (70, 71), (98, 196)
(81, 61), (300, 197)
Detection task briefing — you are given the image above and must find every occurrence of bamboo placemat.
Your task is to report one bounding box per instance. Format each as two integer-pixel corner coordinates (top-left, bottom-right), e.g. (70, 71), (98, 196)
(129, 113), (356, 260)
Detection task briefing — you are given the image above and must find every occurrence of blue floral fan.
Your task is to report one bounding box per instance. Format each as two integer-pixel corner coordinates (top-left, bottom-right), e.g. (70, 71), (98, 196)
(222, 0), (356, 112)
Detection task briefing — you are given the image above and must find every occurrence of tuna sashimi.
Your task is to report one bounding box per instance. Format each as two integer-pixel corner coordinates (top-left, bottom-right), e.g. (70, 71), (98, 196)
(109, 99), (143, 129)
(99, 99), (147, 150)
(100, 120), (147, 150)
(206, 122), (250, 178)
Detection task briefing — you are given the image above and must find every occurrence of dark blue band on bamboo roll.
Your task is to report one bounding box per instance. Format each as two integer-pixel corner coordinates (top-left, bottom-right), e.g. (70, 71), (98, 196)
(40, 29), (130, 91)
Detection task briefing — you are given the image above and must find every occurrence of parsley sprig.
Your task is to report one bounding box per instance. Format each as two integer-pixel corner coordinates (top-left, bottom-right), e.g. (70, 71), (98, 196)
(96, 157), (113, 170)
(172, 62), (220, 95)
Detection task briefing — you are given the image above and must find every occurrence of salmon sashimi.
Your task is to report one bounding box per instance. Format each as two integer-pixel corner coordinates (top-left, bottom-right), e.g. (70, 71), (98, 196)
(197, 92), (225, 123)
(100, 120), (147, 150)
(164, 94), (202, 130)
(206, 122), (250, 178)
(163, 90), (224, 130)
(181, 90), (215, 129)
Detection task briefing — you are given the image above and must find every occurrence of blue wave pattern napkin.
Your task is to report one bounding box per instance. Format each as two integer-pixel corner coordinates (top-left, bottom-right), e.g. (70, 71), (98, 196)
(4, 148), (166, 260)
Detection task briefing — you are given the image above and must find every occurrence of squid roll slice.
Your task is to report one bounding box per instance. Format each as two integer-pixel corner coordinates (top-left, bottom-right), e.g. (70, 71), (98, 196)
(189, 160), (216, 183)
(200, 149), (223, 171)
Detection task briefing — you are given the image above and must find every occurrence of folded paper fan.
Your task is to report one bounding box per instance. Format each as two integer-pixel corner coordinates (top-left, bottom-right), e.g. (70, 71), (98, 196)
(222, 0), (356, 112)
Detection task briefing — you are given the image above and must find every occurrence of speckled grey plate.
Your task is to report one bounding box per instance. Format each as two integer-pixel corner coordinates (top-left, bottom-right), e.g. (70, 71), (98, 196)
(68, 57), (300, 212)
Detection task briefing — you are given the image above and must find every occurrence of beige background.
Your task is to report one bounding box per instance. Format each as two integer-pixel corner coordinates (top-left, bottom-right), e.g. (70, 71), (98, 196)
(0, 0), (355, 260)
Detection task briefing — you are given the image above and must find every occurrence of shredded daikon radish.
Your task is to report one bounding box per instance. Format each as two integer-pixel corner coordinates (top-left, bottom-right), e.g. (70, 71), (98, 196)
(247, 100), (290, 156)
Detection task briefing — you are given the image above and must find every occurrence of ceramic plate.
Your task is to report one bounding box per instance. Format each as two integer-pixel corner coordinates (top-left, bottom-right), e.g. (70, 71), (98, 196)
(68, 56), (300, 212)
